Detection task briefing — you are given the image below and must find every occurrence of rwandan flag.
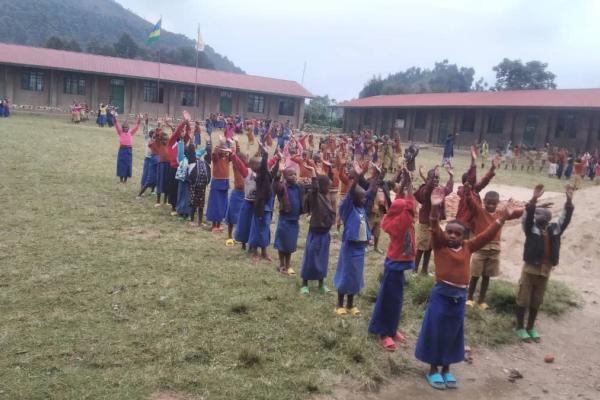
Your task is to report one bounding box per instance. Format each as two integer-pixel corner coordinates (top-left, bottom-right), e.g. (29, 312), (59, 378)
(147, 19), (161, 44)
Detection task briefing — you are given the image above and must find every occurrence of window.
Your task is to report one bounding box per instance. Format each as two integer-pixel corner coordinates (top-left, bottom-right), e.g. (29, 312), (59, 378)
(461, 110), (475, 132)
(179, 86), (198, 106)
(143, 81), (164, 103)
(555, 112), (577, 139)
(394, 110), (406, 129)
(278, 98), (295, 116)
(21, 70), (44, 91)
(247, 94), (265, 113)
(414, 110), (427, 129)
(64, 75), (86, 95)
(487, 111), (504, 134)
(364, 109), (372, 125)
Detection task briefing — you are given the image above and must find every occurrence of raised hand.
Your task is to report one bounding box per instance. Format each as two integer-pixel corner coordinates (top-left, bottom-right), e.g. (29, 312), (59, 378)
(353, 161), (364, 176)
(492, 155), (501, 170)
(532, 184), (545, 201)
(445, 165), (454, 177)
(430, 186), (446, 207)
(471, 145), (478, 162)
(565, 184), (575, 203)
(503, 199), (524, 220)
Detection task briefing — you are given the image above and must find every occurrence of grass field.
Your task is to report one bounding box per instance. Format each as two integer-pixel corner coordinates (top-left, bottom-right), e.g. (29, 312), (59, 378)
(0, 114), (579, 400)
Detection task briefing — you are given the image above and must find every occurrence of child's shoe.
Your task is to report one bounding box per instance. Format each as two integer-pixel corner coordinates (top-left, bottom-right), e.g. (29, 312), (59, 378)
(300, 286), (309, 295)
(478, 302), (489, 311)
(287, 267), (296, 276)
(170, 211), (178, 216)
(154, 203), (162, 208)
(466, 300), (475, 307)
(347, 307), (361, 316)
(381, 336), (397, 352)
(516, 329), (531, 342)
(225, 239), (235, 247)
(335, 307), (348, 316)
(319, 285), (331, 294)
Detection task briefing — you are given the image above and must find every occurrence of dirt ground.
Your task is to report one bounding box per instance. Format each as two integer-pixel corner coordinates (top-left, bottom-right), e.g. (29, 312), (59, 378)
(323, 185), (600, 400)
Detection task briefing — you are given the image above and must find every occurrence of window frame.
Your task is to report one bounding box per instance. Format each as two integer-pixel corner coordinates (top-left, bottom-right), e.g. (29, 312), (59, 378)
(143, 81), (164, 104)
(63, 74), (86, 95)
(179, 86), (199, 107)
(21, 70), (45, 92)
(247, 94), (265, 114)
(278, 97), (295, 116)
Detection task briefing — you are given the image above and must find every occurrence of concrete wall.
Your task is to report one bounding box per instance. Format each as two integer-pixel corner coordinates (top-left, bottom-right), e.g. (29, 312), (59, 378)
(342, 106), (600, 151)
(1, 65), (305, 126)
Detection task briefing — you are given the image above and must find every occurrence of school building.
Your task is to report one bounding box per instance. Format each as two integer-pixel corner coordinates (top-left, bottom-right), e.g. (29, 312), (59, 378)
(0, 42), (312, 126)
(338, 89), (600, 150)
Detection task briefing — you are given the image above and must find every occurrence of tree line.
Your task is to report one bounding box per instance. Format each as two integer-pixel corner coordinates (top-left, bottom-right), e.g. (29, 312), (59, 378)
(359, 58), (557, 98)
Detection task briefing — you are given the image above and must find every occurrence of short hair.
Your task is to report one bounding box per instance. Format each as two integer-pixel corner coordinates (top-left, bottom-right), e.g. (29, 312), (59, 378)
(317, 174), (331, 188)
(446, 219), (467, 231)
(484, 191), (500, 201)
(461, 172), (469, 184)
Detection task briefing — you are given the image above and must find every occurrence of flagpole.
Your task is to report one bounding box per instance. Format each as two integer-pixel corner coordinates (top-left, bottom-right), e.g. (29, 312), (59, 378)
(156, 16), (162, 121)
(194, 24), (199, 121)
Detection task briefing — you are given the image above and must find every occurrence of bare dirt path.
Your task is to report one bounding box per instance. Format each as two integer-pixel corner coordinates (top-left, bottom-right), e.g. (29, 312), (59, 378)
(323, 185), (600, 400)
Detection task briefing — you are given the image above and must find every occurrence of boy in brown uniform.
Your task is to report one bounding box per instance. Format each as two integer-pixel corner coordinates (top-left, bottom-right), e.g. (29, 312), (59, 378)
(516, 184), (574, 343)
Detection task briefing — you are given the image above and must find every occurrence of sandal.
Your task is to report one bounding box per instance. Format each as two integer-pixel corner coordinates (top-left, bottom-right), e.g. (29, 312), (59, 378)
(381, 336), (396, 352)
(394, 331), (407, 344)
(527, 329), (541, 343)
(516, 329), (531, 342)
(478, 302), (490, 311)
(426, 373), (446, 390)
(335, 307), (348, 316)
(443, 372), (458, 389)
(287, 267), (296, 276)
(225, 239), (235, 247)
(347, 307), (361, 317)
(319, 285), (331, 294)
(300, 286), (309, 295)
(466, 300), (475, 307)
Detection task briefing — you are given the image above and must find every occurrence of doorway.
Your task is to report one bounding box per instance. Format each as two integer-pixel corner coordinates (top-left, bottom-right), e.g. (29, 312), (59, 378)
(109, 79), (125, 114)
(437, 111), (450, 144)
(219, 90), (232, 115)
(523, 113), (539, 149)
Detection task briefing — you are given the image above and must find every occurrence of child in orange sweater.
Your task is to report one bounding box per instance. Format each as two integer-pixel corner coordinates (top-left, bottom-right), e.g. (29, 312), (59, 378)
(415, 186), (521, 390)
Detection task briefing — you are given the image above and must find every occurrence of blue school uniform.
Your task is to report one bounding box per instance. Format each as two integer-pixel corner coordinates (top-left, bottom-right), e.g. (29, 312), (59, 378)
(415, 282), (467, 366)
(176, 179), (190, 215)
(333, 194), (372, 295)
(116, 147), (133, 178)
(235, 200), (254, 243)
(368, 259), (415, 337)
(141, 154), (159, 187)
(206, 179), (229, 222)
(248, 196), (274, 248)
(156, 161), (170, 194)
(225, 189), (245, 225)
(300, 230), (331, 280)
(274, 185), (301, 253)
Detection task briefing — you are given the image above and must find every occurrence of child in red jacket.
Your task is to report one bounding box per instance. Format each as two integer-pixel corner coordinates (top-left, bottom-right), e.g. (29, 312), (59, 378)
(368, 168), (415, 352)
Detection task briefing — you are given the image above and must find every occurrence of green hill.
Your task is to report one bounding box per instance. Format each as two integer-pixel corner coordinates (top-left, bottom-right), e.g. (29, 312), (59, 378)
(0, 0), (243, 73)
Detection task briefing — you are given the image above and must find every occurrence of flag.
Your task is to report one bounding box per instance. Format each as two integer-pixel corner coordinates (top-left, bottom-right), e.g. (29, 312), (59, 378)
(147, 18), (161, 44)
(196, 25), (205, 52)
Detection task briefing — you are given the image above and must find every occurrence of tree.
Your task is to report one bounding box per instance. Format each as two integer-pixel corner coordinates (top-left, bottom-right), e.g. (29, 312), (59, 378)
(64, 39), (81, 52)
(304, 95), (342, 127)
(472, 77), (489, 92)
(359, 60), (475, 98)
(113, 33), (139, 59)
(45, 36), (65, 50)
(492, 58), (557, 90)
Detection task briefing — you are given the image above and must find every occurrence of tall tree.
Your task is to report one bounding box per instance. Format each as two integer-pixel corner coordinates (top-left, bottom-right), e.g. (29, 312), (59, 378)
(492, 58), (557, 90)
(113, 33), (139, 59)
(45, 36), (65, 50)
(359, 60), (475, 98)
(304, 95), (341, 127)
(64, 39), (81, 52)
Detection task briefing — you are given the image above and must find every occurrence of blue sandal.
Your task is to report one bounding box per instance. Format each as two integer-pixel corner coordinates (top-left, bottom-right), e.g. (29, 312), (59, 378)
(426, 373), (446, 390)
(443, 372), (458, 389)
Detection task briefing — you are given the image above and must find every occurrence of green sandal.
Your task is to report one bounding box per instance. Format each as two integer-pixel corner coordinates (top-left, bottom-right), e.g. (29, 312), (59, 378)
(300, 286), (310, 295)
(516, 329), (531, 342)
(527, 329), (541, 343)
(319, 285), (331, 294)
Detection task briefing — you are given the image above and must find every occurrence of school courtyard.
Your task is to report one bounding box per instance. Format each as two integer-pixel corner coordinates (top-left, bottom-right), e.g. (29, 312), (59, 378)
(1, 115), (599, 400)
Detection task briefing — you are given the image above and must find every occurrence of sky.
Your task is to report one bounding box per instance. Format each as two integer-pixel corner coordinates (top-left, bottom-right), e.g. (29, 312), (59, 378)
(119, 0), (600, 101)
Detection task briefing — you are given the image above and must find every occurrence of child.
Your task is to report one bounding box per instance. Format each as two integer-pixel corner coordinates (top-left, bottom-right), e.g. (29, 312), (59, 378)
(515, 184), (574, 343)
(150, 127), (171, 207)
(466, 189), (523, 309)
(413, 166), (454, 274)
(175, 141), (195, 220)
(188, 145), (211, 227)
(366, 165), (387, 254)
(114, 114), (141, 184)
(193, 121), (202, 146)
(231, 151), (262, 251)
(225, 139), (246, 246)
(415, 186), (517, 390)
(300, 166), (335, 294)
(572, 158), (585, 190)
(138, 115), (159, 198)
(368, 168), (415, 351)
(333, 163), (374, 316)
(206, 139), (232, 232)
(247, 144), (280, 261)
(273, 166), (305, 275)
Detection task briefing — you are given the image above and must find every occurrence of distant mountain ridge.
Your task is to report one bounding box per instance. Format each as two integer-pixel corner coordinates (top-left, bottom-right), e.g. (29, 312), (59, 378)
(0, 0), (243, 73)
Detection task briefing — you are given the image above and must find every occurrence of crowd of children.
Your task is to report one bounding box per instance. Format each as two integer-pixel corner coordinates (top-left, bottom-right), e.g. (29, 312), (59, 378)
(112, 111), (576, 391)
(0, 98), (10, 117)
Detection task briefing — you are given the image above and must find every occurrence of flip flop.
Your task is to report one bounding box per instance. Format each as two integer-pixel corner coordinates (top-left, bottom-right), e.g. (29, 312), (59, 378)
(335, 307), (348, 316)
(287, 267), (296, 276)
(299, 286), (309, 295)
(347, 307), (361, 316)
(319, 285), (331, 294)
(527, 329), (541, 343)
(478, 302), (490, 310)
(381, 336), (396, 352)
(394, 331), (407, 344)
(426, 373), (446, 390)
(225, 239), (235, 247)
(516, 329), (531, 342)
(443, 372), (458, 389)
(465, 299), (475, 307)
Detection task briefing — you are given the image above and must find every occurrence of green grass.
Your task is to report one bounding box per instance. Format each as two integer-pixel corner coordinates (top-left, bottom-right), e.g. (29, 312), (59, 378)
(0, 114), (580, 399)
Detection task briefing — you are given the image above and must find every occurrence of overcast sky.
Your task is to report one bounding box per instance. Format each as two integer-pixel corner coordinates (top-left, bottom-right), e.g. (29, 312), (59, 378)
(120, 0), (600, 101)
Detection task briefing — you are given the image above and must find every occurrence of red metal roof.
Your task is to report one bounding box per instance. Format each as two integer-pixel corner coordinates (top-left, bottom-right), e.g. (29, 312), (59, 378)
(338, 89), (600, 109)
(0, 42), (312, 98)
